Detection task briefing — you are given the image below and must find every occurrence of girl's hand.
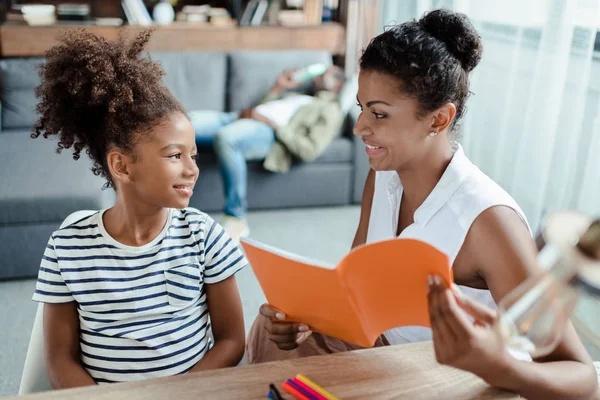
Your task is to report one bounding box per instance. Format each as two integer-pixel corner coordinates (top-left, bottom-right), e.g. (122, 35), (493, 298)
(259, 304), (313, 351)
(427, 275), (513, 384)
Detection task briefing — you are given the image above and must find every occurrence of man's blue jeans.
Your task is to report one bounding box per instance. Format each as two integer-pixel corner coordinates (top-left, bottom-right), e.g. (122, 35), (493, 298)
(190, 110), (275, 219)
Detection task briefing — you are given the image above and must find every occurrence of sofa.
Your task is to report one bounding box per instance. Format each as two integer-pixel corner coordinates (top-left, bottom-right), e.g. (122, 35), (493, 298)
(0, 50), (369, 280)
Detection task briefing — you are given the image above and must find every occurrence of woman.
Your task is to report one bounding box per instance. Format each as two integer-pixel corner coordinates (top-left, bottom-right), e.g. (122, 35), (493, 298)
(247, 9), (598, 399)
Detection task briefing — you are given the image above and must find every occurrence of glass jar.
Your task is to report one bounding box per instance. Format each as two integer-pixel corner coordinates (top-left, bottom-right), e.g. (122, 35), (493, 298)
(496, 211), (600, 357)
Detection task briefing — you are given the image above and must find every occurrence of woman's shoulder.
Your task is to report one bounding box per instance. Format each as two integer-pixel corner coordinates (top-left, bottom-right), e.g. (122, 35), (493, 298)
(459, 164), (514, 201)
(451, 163), (530, 232)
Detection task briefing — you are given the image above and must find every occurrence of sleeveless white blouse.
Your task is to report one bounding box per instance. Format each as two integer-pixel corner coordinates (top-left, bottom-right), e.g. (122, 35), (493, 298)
(365, 145), (530, 345)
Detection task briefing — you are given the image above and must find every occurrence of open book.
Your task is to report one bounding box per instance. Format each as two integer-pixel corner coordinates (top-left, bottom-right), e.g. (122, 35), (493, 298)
(240, 238), (453, 348)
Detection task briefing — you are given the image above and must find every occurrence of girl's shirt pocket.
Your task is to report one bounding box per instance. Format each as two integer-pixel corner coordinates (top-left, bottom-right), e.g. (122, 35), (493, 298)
(164, 263), (203, 306)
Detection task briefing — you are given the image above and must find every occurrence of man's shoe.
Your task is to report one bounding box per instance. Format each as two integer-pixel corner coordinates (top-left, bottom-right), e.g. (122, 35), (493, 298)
(222, 216), (250, 243)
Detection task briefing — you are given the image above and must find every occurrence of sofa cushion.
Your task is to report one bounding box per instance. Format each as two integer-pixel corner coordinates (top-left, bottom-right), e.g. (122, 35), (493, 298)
(196, 136), (352, 166)
(0, 58), (44, 130)
(0, 129), (114, 225)
(0, 53), (228, 132)
(151, 52), (227, 112)
(227, 50), (332, 111)
(189, 161), (353, 213)
(301, 136), (352, 163)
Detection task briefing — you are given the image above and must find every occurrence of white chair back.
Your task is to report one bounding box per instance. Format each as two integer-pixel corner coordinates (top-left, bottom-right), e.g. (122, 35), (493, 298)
(18, 211), (96, 394)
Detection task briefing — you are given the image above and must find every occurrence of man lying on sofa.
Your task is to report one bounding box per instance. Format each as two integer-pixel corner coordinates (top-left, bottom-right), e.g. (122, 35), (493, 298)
(190, 65), (346, 241)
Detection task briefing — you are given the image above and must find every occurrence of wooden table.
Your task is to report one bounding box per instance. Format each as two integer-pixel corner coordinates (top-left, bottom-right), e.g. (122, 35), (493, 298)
(7, 342), (518, 400)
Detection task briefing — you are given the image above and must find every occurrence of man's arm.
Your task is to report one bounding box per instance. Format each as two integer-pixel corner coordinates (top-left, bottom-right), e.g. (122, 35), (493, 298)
(258, 69), (303, 105)
(275, 102), (344, 162)
(189, 276), (245, 372)
(44, 302), (96, 389)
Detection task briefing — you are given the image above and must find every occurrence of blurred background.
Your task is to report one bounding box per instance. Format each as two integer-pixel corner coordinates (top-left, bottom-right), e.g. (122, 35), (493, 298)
(0, 0), (598, 396)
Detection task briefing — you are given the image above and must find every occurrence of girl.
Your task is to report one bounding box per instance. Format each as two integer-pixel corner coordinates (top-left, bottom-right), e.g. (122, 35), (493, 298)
(248, 10), (598, 399)
(31, 29), (246, 387)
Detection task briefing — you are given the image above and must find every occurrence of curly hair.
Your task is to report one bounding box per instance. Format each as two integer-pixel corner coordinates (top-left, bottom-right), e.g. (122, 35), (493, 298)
(32, 29), (187, 188)
(359, 9), (483, 134)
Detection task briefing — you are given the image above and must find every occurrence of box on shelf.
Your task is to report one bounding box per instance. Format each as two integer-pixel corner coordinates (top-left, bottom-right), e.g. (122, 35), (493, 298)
(95, 17), (124, 26)
(57, 3), (91, 22)
(21, 4), (56, 26)
(277, 9), (306, 26)
(176, 5), (234, 26)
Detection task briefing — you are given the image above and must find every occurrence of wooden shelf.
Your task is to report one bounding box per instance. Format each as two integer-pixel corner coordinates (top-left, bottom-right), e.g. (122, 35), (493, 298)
(0, 22), (346, 57)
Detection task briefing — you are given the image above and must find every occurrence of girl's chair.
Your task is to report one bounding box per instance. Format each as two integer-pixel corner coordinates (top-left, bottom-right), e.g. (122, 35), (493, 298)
(19, 210), (96, 394)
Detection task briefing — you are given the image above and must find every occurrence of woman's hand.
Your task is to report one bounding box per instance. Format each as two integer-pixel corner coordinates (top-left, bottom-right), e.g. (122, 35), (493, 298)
(427, 275), (512, 385)
(259, 304), (312, 351)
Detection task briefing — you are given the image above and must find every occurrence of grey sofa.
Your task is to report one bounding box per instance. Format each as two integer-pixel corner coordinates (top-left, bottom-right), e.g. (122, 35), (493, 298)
(0, 50), (368, 280)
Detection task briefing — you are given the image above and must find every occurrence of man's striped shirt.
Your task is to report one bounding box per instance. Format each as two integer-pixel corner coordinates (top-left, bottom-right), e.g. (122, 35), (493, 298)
(33, 207), (246, 383)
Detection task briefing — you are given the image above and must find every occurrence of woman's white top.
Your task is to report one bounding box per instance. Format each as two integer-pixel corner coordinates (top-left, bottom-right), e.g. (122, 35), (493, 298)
(365, 145), (530, 345)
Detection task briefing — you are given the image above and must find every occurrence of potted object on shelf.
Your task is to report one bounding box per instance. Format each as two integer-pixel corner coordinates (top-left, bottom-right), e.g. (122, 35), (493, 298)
(152, 0), (177, 25)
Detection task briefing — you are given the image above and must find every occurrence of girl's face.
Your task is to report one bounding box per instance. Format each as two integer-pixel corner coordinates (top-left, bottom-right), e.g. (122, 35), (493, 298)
(354, 70), (438, 172)
(124, 112), (199, 210)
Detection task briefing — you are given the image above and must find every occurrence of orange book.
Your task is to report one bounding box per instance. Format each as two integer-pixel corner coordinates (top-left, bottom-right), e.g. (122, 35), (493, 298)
(240, 238), (453, 348)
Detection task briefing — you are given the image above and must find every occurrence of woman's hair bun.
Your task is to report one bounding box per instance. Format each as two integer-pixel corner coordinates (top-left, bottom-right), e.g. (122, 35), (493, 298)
(419, 9), (483, 72)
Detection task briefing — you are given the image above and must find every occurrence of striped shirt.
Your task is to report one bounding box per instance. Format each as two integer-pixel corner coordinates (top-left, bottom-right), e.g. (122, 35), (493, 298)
(32, 207), (247, 383)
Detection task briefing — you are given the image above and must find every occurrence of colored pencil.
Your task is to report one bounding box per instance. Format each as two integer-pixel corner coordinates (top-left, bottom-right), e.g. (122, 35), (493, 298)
(295, 374), (340, 400)
(291, 377), (327, 400)
(282, 381), (311, 400)
(286, 379), (320, 400)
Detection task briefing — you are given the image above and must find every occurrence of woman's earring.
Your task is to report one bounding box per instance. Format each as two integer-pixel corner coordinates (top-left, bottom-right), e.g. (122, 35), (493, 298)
(429, 131), (438, 137)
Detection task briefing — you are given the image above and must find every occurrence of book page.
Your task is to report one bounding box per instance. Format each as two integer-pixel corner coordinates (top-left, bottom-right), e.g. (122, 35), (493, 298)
(339, 238), (452, 347)
(241, 239), (367, 344)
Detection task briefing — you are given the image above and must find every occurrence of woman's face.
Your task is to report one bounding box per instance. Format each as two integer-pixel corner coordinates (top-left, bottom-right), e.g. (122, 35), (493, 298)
(354, 69), (436, 172)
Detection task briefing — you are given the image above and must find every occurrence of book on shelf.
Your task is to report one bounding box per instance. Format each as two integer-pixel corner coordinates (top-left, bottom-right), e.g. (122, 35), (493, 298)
(95, 18), (124, 26)
(177, 5), (209, 23)
(56, 3), (91, 22)
(182, 5), (211, 14)
(322, 0), (339, 22)
(277, 10), (306, 26)
(208, 7), (234, 26)
(121, 0), (135, 25)
(250, 0), (269, 26)
(239, 0), (259, 26)
(122, 0), (152, 26)
(304, 0), (323, 25)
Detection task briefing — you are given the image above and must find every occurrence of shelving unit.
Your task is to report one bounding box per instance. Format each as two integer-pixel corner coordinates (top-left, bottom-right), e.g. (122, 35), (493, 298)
(0, 0), (350, 58)
(0, 21), (345, 57)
